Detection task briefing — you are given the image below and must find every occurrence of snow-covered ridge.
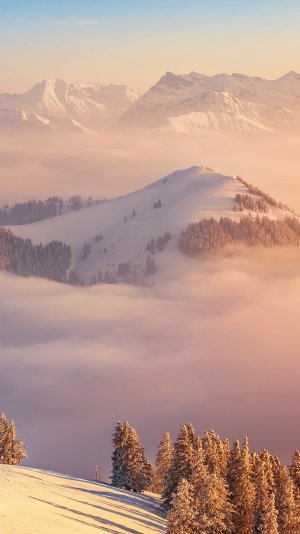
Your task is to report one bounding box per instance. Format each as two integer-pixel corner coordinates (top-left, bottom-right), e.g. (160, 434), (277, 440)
(0, 107), (89, 133)
(0, 77), (139, 131)
(122, 71), (300, 134)
(9, 166), (295, 285)
(0, 466), (165, 533)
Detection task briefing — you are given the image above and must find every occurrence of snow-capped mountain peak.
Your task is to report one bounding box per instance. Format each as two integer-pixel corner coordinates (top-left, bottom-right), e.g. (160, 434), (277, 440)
(122, 71), (300, 135)
(0, 78), (138, 131)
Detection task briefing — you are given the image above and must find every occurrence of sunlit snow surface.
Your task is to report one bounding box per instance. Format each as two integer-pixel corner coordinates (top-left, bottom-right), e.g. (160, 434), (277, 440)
(0, 466), (165, 533)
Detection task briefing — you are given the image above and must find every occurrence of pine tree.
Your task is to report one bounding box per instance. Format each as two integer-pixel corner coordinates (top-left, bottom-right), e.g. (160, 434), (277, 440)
(111, 421), (151, 493)
(167, 478), (196, 534)
(203, 430), (229, 477)
(258, 493), (279, 534)
(153, 432), (174, 494)
(0, 412), (8, 461)
(228, 438), (241, 495)
(0, 415), (27, 465)
(290, 451), (300, 492)
(259, 449), (276, 494)
(231, 437), (255, 534)
(275, 466), (298, 534)
(196, 471), (234, 534)
(254, 456), (271, 533)
(163, 424), (196, 506)
(190, 436), (210, 496)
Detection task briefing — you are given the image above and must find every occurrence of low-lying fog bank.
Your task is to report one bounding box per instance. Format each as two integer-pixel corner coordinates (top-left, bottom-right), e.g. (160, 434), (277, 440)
(1, 246), (300, 479)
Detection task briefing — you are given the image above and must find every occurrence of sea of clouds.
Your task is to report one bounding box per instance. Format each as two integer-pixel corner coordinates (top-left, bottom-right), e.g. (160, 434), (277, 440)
(1, 246), (300, 480)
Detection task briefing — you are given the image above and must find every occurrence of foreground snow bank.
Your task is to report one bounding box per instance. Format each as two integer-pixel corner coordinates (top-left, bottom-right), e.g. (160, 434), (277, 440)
(0, 466), (166, 533)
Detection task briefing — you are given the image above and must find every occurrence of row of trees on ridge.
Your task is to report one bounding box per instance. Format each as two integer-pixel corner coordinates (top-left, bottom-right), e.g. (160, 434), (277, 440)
(111, 421), (300, 533)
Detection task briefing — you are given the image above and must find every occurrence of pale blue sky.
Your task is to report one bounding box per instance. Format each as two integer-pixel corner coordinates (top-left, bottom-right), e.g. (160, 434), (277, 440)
(0, 0), (299, 91)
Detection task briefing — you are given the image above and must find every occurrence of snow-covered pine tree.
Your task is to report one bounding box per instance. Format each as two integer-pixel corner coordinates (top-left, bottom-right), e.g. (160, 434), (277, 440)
(142, 458), (155, 491)
(231, 437), (255, 534)
(258, 493), (279, 534)
(290, 451), (300, 492)
(153, 432), (174, 494)
(0, 412), (8, 461)
(111, 421), (129, 488)
(163, 424), (196, 506)
(166, 478), (196, 534)
(202, 430), (229, 477)
(228, 438), (241, 495)
(253, 456), (271, 534)
(111, 421), (151, 493)
(196, 471), (234, 534)
(190, 436), (209, 495)
(0, 414), (27, 465)
(259, 449), (276, 495)
(275, 466), (299, 534)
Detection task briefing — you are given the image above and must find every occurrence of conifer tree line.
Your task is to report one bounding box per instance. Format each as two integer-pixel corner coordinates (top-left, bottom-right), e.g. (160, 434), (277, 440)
(0, 412), (27, 465)
(179, 215), (300, 256)
(0, 195), (97, 225)
(234, 193), (269, 214)
(236, 177), (294, 213)
(0, 227), (71, 282)
(111, 422), (300, 533)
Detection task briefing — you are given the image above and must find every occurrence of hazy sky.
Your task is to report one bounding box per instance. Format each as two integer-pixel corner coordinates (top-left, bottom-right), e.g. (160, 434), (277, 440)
(1, 0), (299, 92)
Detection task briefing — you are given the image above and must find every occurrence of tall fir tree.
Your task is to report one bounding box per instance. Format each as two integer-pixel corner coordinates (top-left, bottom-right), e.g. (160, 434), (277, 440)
(111, 421), (151, 493)
(259, 449), (276, 495)
(254, 456), (271, 534)
(202, 430), (229, 478)
(258, 493), (279, 534)
(0, 412), (8, 458)
(153, 432), (174, 494)
(163, 424), (196, 506)
(228, 438), (241, 496)
(275, 466), (299, 534)
(197, 472), (234, 534)
(290, 451), (300, 492)
(166, 478), (196, 534)
(230, 437), (255, 534)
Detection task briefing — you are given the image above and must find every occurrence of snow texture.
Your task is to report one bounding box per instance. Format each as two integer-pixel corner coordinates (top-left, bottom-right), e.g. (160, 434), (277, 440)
(0, 466), (166, 533)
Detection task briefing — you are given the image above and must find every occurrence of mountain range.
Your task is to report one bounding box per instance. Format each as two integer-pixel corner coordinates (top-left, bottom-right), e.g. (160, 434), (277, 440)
(1, 71), (300, 134)
(0, 77), (138, 132)
(122, 71), (300, 134)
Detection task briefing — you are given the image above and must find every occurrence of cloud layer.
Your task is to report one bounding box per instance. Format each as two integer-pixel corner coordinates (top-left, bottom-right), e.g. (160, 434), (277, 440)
(1, 246), (300, 480)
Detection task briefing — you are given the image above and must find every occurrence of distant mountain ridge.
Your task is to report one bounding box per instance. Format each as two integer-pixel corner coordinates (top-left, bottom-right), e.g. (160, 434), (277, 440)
(122, 71), (300, 134)
(1, 72), (300, 135)
(0, 77), (138, 132)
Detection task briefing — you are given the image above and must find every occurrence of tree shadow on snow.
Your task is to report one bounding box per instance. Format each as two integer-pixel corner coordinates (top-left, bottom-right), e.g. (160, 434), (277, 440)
(30, 496), (165, 533)
(50, 492), (165, 531)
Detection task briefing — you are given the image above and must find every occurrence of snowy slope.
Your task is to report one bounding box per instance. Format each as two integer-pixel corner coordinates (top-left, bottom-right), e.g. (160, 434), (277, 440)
(9, 166), (293, 285)
(0, 78), (138, 131)
(0, 108), (89, 133)
(122, 71), (300, 134)
(0, 466), (165, 534)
